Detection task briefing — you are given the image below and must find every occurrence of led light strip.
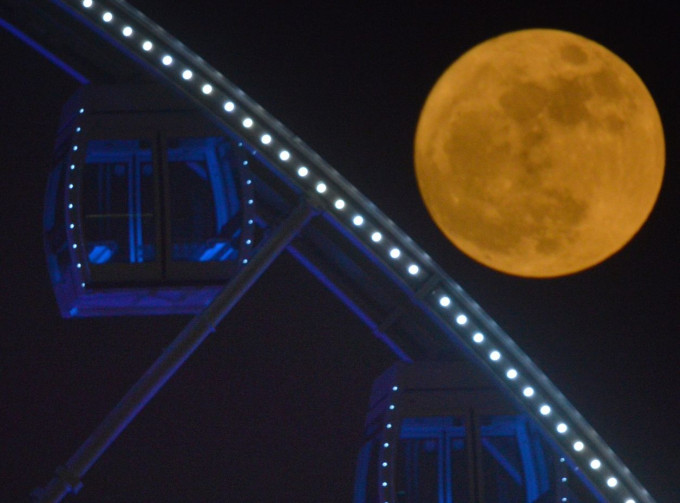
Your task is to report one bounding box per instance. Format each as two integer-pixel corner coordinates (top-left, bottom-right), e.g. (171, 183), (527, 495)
(59, 2), (653, 501)
(378, 385), (399, 503)
(430, 283), (640, 501)
(66, 106), (87, 292)
(71, 0), (428, 285)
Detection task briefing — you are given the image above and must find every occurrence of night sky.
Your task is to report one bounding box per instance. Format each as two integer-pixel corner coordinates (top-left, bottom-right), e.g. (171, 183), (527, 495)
(1, 1), (678, 502)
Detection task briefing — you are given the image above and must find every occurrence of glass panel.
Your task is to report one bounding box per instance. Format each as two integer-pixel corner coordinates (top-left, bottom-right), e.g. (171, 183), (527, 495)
(82, 139), (155, 264)
(448, 434), (470, 503)
(479, 416), (525, 503)
(398, 416), (467, 503)
(167, 136), (241, 262)
(397, 436), (441, 502)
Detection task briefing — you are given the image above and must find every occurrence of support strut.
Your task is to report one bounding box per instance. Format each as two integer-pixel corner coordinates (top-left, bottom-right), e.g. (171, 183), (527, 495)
(34, 202), (315, 503)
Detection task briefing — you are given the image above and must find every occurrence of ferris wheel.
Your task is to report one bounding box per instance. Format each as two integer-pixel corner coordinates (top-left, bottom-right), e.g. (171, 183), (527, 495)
(0, 1), (659, 502)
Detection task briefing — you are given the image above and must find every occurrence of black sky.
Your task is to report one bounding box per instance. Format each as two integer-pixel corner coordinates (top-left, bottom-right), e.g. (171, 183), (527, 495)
(1, 1), (678, 501)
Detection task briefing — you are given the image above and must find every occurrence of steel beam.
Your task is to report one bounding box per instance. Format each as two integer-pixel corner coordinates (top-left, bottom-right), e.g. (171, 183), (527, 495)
(34, 202), (315, 503)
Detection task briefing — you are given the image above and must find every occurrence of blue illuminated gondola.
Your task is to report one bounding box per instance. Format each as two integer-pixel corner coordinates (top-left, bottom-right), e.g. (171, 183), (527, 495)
(44, 84), (258, 316)
(354, 362), (601, 502)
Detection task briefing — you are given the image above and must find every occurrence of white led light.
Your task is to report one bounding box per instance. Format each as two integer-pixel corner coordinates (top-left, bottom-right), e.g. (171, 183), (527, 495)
(82, 0), (93, 7)
(202, 84), (213, 94)
(389, 248), (401, 259)
(383, 442), (389, 448)
(70, 164), (75, 170)
(69, 223), (75, 229)
(279, 150), (290, 161)
(260, 134), (272, 144)
(590, 459), (601, 470)
(523, 386), (535, 397)
(382, 462), (388, 467)
(506, 368), (518, 379)
(68, 184), (74, 189)
(371, 232), (382, 242)
(297, 166), (309, 177)
(76, 263), (82, 269)
(456, 314), (468, 325)
(382, 482), (388, 487)
(102, 12), (113, 22)
(223, 101), (235, 112)
(142, 40), (153, 51)
(182, 69), (193, 80)
(607, 477), (618, 488)
(316, 182), (327, 193)
(439, 296), (451, 307)
(625, 499), (636, 503)
(386, 423), (392, 429)
(473, 332), (484, 343)
(72, 244), (77, 249)
(489, 350), (501, 361)
(557, 423), (568, 434)
(334, 199), (345, 210)
(573, 441), (584, 451)
(122, 26), (133, 37)
(540, 404), (551, 415)
(242, 118), (253, 128)
(162, 55), (173, 66)
(353, 215), (364, 226)
(392, 385), (398, 391)
(408, 264), (419, 275)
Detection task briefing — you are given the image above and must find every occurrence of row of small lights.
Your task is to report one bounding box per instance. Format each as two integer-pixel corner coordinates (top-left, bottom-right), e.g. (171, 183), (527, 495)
(65, 120), (256, 283)
(377, 394), (588, 502)
(378, 384), (399, 503)
(78, 0), (425, 281)
(431, 287), (636, 502)
(67, 107), (87, 291)
(68, 135), (257, 269)
(234, 145), (256, 265)
(72, 2), (643, 502)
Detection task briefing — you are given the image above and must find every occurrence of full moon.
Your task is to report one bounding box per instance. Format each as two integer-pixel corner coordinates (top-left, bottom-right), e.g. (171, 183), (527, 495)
(414, 29), (664, 277)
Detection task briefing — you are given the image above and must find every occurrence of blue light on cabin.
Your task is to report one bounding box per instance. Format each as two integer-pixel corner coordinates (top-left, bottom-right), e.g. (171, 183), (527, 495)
(75, 136), (242, 266)
(167, 136), (242, 262)
(353, 363), (608, 503)
(81, 139), (155, 265)
(88, 244), (115, 264)
(198, 241), (237, 262)
(44, 85), (257, 316)
(354, 414), (599, 503)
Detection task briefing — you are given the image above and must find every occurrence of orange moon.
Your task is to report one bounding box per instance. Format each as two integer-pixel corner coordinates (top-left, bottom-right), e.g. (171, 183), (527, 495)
(414, 29), (664, 277)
